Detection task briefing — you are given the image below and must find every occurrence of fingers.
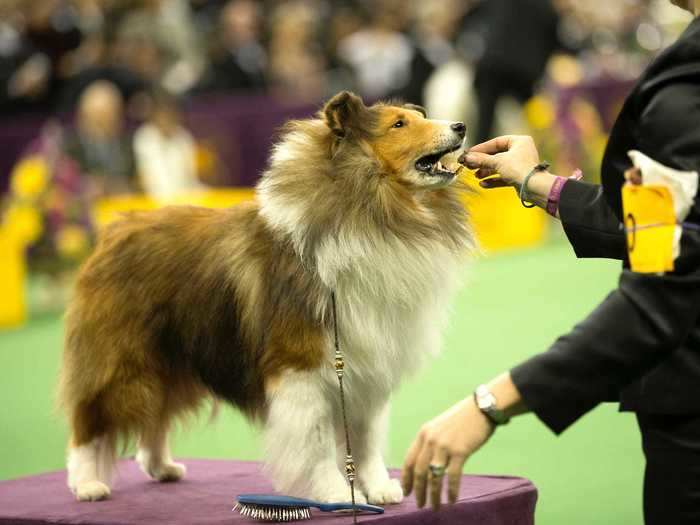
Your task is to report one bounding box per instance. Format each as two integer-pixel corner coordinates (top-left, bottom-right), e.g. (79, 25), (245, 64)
(447, 455), (466, 504)
(474, 168), (496, 179)
(464, 135), (516, 155)
(461, 151), (499, 172)
(401, 435), (423, 496)
(413, 436), (434, 508)
(429, 449), (449, 511)
(479, 178), (509, 189)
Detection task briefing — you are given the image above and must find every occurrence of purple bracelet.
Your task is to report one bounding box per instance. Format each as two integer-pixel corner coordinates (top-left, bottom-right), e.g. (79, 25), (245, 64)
(546, 177), (566, 216)
(546, 170), (583, 217)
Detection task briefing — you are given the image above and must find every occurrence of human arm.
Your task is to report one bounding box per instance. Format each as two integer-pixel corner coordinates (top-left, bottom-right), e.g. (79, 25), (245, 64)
(403, 81), (700, 509)
(460, 136), (627, 259)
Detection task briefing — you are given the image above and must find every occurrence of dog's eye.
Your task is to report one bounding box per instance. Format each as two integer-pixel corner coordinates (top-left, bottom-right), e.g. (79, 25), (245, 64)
(393, 120), (404, 128)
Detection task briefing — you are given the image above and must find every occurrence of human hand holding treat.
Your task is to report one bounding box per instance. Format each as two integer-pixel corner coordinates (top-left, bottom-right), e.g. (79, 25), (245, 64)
(460, 135), (565, 214)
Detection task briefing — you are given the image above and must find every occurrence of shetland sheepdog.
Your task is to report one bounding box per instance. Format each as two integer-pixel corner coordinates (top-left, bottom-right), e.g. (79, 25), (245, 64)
(58, 91), (473, 504)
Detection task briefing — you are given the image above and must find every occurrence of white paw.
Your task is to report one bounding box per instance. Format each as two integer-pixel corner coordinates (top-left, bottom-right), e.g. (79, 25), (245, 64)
(364, 478), (403, 505)
(74, 480), (111, 501)
(152, 461), (187, 482)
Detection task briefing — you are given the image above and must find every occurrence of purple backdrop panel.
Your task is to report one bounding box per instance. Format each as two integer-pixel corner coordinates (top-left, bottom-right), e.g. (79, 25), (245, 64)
(0, 95), (319, 193)
(0, 113), (47, 194)
(0, 459), (537, 525)
(184, 94), (319, 187)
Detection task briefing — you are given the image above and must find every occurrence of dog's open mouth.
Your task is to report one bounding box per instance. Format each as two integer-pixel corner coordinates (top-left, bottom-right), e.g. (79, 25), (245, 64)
(415, 144), (462, 177)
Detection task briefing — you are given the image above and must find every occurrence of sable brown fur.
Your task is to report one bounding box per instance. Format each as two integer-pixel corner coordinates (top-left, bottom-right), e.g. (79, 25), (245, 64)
(59, 203), (328, 446)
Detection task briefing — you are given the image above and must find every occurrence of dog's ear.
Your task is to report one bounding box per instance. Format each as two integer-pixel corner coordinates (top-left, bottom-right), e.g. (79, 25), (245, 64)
(404, 103), (426, 117)
(323, 91), (366, 138)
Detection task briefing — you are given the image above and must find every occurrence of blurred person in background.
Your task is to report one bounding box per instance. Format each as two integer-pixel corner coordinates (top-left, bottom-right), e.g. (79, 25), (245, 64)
(472, 0), (564, 144)
(402, 1), (700, 523)
(194, 0), (267, 95)
(116, 0), (204, 94)
(335, 0), (414, 100)
(398, 0), (470, 107)
(64, 80), (136, 196)
(267, 0), (328, 101)
(0, 1), (51, 115)
(0, 0), (82, 115)
(134, 90), (202, 201)
(322, 4), (363, 94)
(55, 0), (154, 113)
(189, 0), (230, 38)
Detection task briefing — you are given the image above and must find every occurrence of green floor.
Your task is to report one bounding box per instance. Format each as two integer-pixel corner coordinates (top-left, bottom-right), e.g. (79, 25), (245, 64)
(0, 239), (642, 524)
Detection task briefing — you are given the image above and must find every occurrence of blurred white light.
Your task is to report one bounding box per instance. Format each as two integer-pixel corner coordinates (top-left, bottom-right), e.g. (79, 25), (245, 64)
(636, 23), (662, 51)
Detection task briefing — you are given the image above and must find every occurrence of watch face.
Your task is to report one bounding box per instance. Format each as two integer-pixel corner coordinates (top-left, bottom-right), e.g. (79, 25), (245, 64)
(476, 389), (495, 410)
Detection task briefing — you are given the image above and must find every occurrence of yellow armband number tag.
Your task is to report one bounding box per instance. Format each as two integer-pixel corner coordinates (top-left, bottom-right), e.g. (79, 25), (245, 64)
(622, 184), (676, 274)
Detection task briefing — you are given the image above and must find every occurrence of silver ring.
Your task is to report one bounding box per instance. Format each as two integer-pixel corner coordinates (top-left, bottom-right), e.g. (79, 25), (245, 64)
(429, 464), (446, 477)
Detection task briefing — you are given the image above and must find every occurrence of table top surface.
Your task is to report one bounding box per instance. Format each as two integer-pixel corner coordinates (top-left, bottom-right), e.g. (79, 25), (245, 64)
(0, 459), (537, 524)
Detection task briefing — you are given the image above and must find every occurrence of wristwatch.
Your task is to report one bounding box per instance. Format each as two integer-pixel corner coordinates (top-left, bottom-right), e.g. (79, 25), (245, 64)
(474, 385), (510, 426)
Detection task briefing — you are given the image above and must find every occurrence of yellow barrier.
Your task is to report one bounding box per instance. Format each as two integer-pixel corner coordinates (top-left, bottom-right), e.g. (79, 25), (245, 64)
(0, 227), (28, 328)
(93, 186), (548, 253)
(1, 184), (545, 330)
(91, 189), (256, 229)
(462, 172), (549, 253)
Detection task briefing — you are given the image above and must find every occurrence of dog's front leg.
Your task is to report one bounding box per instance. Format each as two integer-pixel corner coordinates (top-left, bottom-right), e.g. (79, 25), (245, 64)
(352, 399), (404, 505)
(264, 370), (367, 503)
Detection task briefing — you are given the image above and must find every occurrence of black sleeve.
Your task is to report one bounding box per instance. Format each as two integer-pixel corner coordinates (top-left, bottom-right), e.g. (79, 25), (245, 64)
(511, 81), (700, 434)
(558, 180), (627, 260)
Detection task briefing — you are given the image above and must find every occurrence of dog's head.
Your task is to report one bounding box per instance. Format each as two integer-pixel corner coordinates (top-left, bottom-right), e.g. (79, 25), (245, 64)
(322, 91), (466, 190)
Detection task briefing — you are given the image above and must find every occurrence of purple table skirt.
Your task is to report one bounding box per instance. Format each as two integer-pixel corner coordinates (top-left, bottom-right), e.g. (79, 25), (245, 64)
(0, 459), (537, 525)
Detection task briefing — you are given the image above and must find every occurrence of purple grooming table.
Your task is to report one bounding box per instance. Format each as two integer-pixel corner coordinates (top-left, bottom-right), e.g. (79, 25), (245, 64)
(0, 459), (537, 524)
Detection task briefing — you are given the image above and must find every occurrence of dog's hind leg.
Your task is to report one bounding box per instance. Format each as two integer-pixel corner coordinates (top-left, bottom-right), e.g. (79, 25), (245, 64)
(136, 419), (186, 482)
(66, 401), (116, 501)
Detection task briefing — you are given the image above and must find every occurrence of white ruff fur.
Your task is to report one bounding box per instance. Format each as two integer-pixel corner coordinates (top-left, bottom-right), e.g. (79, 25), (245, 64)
(259, 142), (466, 503)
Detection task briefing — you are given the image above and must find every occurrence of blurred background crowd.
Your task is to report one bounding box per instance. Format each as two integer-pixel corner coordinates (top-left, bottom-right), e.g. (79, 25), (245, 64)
(0, 0), (690, 115)
(0, 0), (692, 315)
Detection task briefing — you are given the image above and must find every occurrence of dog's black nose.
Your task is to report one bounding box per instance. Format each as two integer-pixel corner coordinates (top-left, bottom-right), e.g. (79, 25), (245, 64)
(451, 122), (466, 138)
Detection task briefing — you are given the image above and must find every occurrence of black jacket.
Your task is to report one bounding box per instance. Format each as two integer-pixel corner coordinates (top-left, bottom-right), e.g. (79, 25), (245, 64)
(475, 0), (561, 85)
(511, 16), (700, 434)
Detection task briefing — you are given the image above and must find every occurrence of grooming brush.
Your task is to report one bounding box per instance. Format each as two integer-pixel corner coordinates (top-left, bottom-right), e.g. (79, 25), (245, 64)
(233, 494), (384, 522)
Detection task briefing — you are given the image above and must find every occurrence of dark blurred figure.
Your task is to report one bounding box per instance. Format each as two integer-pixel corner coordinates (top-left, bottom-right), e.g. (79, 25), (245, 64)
(57, 35), (152, 114)
(473, 0), (563, 143)
(0, 0), (82, 115)
(398, 0), (471, 106)
(54, 0), (152, 113)
(64, 80), (136, 195)
(189, 0), (229, 37)
(194, 0), (267, 94)
(323, 3), (364, 95)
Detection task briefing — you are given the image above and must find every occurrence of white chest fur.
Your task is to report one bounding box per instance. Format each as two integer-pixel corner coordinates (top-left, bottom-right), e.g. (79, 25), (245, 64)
(319, 234), (464, 405)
